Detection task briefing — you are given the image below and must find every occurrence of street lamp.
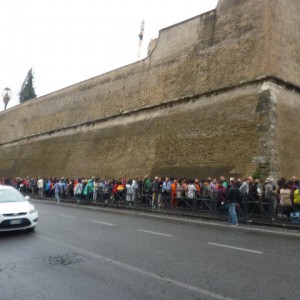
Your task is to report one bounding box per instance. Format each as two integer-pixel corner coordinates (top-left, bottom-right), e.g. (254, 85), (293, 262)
(2, 87), (11, 110)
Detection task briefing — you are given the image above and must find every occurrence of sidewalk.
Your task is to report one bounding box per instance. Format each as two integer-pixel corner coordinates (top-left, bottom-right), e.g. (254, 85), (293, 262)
(31, 196), (300, 232)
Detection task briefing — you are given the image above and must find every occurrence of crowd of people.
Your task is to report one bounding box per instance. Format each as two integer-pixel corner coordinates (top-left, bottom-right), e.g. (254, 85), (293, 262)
(1, 174), (300, 224)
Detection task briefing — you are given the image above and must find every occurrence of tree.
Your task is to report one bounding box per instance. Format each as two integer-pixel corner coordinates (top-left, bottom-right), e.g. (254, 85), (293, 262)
(2, 87), (11, 110)
(19, 68), (37, 103)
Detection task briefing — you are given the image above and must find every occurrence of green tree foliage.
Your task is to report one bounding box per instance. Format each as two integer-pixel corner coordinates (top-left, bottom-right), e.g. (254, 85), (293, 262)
(19, 68), (37, 103)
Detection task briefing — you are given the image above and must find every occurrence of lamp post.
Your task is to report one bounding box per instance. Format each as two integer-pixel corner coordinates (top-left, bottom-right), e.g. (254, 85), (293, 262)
(138, 20), (145, 59)
(2, 87), (11, 110)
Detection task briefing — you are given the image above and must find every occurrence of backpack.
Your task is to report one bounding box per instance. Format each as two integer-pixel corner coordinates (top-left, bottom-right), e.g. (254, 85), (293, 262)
(293, 189), (300, 204)
(104, 184), (112, 194)
(75, 183), (82, 195)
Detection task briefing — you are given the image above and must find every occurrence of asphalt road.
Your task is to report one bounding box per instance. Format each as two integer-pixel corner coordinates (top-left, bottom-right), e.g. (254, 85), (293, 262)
(0, 200), (299, 300)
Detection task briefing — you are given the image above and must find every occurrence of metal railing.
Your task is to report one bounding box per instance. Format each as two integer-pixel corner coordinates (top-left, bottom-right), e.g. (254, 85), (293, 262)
(21, 186), (300, 226)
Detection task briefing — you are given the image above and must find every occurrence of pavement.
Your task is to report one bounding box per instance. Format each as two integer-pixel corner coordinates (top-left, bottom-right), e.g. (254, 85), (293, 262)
(30, 196), (300, 232)
(4, 201), (300, 300)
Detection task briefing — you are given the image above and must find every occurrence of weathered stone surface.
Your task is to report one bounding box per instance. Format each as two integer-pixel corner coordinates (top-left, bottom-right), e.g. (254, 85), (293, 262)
(0, 0), (299, 180)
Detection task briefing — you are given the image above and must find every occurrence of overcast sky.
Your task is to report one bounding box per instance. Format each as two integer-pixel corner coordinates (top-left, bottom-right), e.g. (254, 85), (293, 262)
(0, 0), (218, 111)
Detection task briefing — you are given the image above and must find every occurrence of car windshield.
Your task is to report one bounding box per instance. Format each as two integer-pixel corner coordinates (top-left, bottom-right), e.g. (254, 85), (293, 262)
(0, 188), (25, 203)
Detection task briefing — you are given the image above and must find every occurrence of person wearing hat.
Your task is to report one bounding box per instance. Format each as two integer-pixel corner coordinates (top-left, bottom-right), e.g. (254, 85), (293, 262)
(264, 176), (276, 219)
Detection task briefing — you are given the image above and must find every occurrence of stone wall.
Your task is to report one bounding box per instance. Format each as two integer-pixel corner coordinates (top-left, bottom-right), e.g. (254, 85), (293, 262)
(268, 0), (300, 87)
(274, 86), (300, 177)
(0, 82), (277, 179)
(0, 0), (299, 180)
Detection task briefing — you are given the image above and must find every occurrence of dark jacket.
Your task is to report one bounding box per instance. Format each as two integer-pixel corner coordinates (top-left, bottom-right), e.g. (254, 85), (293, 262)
(226, 185), (241, 203)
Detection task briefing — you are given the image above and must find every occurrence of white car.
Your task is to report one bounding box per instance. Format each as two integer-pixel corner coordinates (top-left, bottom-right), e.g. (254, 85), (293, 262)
(0, 185), (38, 232)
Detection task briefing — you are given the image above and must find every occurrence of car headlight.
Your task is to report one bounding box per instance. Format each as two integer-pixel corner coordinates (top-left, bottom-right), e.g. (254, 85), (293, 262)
(29, 204), (37, 214)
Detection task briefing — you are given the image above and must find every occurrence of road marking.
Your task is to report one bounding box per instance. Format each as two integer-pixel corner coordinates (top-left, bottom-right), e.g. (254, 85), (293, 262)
(208, 242), (263, 255)
(59, 214), (77, 219)
(38, 235), (233, 300)
(91, 220), (115, 226)
(132, 213), (300, 238)
(138, 229), (172, 237)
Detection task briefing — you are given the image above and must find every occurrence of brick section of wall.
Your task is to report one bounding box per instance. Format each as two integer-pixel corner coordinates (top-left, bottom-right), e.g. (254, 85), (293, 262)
(274, 86), (300, 178)
(0, 83), (267, 179)
(269, 0), (300, 88)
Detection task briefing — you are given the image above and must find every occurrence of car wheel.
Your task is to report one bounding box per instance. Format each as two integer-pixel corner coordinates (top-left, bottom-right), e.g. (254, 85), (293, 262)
(27, 227), (35, 232)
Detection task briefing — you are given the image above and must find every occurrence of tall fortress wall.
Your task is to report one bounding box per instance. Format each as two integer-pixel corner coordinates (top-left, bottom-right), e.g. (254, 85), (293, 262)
(0, 0), (299, 179)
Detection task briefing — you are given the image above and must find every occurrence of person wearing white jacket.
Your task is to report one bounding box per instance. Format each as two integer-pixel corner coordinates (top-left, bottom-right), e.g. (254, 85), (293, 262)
(74, 179), (83, 205)
(37, 177), (44, 198)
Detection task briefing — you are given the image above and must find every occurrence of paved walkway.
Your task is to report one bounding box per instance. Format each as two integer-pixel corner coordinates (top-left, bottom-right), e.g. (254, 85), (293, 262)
(31, 196), (300, 232)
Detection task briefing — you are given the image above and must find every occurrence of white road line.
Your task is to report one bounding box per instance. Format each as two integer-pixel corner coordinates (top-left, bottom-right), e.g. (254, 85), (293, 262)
(208, 242), (263, 255)
(59, 214), (77, 219)
(91, 220), (115, 226)
(38, 235), (233, 300)
(138, 229), (172, 237)
(132, 212), (300, 238)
